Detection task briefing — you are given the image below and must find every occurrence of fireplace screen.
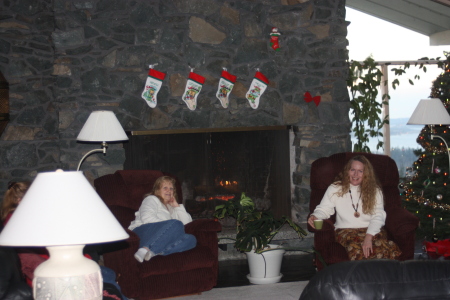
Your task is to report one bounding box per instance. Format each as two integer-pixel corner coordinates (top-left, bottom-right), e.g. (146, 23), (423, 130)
(124, 127), (291, 219)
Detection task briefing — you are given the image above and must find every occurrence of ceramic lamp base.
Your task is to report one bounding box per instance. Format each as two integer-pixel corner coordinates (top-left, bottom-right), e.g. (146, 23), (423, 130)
(33, 245), (102, 300)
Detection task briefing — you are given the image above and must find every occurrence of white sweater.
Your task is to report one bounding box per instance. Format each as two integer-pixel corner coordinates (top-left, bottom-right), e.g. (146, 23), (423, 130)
(129, 195), (193, 231)
(312, 183), (386, 236)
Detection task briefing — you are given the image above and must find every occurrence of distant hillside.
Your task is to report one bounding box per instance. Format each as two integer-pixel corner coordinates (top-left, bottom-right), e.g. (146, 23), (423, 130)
(389, 118), (423, 136)
(349, 118), (421, 177)
(351, 118), (423, 151)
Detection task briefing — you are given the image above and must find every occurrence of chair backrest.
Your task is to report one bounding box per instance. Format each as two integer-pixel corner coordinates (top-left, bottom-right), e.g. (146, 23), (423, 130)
(94, 170), (183, 228)
(309, 152), (401, 217)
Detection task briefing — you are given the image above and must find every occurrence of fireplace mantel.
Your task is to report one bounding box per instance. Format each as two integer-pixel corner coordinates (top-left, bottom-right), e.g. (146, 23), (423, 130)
(128, 125), (291, 136)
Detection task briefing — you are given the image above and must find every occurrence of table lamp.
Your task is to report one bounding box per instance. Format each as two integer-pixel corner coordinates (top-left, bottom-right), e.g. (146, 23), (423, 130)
(407, 98), (450, 175)
(0, 170), (129, 300)
(77, 110), (128, 171)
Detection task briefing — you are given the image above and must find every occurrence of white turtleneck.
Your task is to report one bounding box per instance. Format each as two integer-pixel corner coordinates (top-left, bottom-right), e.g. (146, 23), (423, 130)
(312, 183), (385, 236)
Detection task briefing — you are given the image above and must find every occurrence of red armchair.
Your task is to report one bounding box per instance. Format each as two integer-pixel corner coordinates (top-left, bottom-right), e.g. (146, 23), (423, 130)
(94, 170), (222, 300)
(308, 152), (419, 270)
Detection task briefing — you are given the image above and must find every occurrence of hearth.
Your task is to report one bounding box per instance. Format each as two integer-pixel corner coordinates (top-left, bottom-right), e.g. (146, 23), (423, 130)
(124, 126), (292, 219)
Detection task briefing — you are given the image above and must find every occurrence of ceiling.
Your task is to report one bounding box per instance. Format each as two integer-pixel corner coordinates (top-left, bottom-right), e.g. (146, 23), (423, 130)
(346, 0), (450, 45)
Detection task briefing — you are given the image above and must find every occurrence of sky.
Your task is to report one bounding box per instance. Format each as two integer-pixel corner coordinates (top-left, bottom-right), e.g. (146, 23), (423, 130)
(346, 7), (449, 119)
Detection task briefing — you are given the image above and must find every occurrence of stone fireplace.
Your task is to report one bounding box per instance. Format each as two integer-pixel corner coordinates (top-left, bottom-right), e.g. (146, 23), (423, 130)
(0, 0), (352, 225)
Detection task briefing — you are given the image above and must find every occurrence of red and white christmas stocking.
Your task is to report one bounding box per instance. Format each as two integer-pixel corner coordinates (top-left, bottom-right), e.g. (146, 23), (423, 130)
(270, 27), (281, 51)
(141, 66), (166, 108)
(216, 69), (237, 108)
(246, 71), (269, 109)
(182, 71), (205, 111)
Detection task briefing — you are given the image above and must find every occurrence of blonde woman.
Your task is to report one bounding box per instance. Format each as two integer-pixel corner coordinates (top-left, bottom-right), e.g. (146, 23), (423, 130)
(308, 156), (401, 260)
(129, 176), (196, 263)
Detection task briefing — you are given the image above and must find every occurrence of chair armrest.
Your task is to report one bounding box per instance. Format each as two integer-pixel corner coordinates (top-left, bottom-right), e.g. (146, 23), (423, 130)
(307, 219), (335, 234)
(310, 220), (337, 250)
(307, 220), (348, 268)
(101, 229), (140, 259)
(101, 229), (141, 295)
(385, 207), (419, 236)
(185, 219), (222, 234)
(185, 219), (221, 257)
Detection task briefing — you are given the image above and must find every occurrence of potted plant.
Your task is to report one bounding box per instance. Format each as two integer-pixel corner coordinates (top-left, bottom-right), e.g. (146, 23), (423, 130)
(214, 193), (308, 284)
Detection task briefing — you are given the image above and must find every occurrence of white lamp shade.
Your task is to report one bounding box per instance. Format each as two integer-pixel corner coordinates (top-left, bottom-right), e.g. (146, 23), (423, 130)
(0, 170), (129, 246)
(77, 111), (128, 142)
(407, 98), (450, 125)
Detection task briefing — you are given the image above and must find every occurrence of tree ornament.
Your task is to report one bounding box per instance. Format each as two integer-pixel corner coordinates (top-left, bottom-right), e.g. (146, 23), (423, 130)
(434, 166), (441, 174)
(423, 177), (431, 188)
(269, 27), (281, 51)
(437, 194), (443, 201)
(216, 69), (237, 108)
(246, 70), (269, 109)
(432, 233), (439, 243)
(182, 70), (205, 111)
(141, 65), (166, 108)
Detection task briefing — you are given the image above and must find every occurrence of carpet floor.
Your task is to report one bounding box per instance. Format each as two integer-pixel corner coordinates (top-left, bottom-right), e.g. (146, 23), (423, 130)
(216, 253), (316, 288)
(181, 281), (309, 300)
(175, 254), (314, 299)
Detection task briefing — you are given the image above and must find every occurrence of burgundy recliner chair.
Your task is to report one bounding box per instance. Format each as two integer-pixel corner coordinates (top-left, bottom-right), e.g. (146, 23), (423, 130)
(308, 152), (419, 270)
(94, 170), (222, 300)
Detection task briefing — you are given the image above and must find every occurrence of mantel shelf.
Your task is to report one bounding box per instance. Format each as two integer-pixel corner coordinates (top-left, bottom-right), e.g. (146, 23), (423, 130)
(128, 125), (291, 136)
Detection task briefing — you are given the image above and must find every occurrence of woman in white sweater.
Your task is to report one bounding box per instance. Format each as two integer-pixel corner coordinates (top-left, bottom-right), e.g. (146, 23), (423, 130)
(307, 155), (401, 260)
(129, 176), (196, 263)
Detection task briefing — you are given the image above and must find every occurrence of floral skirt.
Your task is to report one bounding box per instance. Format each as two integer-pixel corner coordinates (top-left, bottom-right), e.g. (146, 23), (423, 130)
(335, 227), (402, 260)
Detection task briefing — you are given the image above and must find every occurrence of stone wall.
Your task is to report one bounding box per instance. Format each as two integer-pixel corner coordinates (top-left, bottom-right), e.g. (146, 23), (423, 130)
(0, 0), (351, 222)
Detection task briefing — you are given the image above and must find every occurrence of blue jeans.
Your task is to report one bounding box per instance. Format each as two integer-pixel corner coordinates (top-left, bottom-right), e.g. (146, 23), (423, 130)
(132, 219), (197, 256)
(101, 266), (128, 300)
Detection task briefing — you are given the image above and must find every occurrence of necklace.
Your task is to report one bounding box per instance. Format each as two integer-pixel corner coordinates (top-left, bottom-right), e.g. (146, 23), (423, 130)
(349, 189), (360, 218)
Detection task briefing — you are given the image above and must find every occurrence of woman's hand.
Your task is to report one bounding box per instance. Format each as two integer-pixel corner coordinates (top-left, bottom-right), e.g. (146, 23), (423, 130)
(362, 234), (373, 258)
(167, 197), (179, 207)
(307, 215), (317, 228)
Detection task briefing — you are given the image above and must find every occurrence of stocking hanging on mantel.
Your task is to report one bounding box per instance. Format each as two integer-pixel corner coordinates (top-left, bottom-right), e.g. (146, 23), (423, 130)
(141, 65), (166, 108)
(216, 69), (237, 108)
(182, 70), (205, 111)
(246, 71), (269, 109)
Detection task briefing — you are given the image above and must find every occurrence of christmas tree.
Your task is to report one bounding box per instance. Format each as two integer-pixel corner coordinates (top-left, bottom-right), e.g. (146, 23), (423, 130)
(402, 52), (450, 239)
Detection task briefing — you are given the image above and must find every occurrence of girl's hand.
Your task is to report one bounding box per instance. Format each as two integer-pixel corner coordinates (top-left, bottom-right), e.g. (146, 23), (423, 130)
(307, 215), (317, 228)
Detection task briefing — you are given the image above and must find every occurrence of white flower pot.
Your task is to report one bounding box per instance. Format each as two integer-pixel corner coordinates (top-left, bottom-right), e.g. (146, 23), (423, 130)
(245, 244), (285, 284)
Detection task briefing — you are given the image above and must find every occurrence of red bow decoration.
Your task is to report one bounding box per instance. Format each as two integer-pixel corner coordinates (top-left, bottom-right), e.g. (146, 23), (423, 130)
(304, 92), (321, 106)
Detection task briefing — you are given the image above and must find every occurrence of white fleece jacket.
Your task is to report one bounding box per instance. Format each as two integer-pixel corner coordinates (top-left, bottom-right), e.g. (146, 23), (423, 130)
(129, 195), (193, 231)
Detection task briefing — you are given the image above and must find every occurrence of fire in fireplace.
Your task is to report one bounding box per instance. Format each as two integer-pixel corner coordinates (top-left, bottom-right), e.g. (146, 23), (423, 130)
(124, 126), (291, 219)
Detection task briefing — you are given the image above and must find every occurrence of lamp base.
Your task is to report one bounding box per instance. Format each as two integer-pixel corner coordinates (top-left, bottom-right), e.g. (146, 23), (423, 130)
(33, 245), (102, 300)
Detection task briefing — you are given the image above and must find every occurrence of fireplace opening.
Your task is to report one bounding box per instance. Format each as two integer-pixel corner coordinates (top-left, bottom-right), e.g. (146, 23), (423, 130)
(124, 126), (291, 219)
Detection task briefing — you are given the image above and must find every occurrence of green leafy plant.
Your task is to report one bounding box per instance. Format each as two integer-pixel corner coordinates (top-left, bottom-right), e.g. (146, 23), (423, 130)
(347, 57), (388, 152)
(214, 193), (307, 253)
(348, 56), (442, 153)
